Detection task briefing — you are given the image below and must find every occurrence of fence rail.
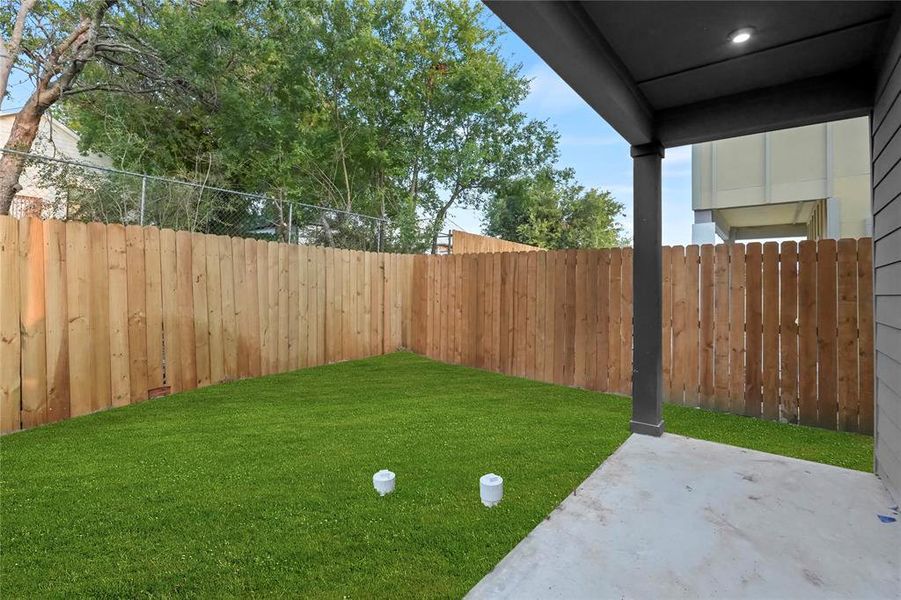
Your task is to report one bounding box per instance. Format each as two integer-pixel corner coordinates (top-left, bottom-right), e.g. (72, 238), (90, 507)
(410, 239), (875, 433)
(0, 215), (875, 434)
(0, 215), (413, 433)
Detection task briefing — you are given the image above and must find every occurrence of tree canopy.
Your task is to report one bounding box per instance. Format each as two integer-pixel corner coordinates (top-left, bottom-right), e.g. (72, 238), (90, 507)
(62, 0), (562, 250)
(2, 0), (625, 251)
(483, 167), (628, 249)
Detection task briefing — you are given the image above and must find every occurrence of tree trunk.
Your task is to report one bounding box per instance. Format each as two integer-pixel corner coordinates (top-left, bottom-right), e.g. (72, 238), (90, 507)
(429, 199), (456, 254)
(0, 97), (45, 215)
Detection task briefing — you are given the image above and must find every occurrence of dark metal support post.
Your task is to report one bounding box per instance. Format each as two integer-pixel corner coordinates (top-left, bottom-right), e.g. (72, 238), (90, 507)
(630, 142), (665, 436)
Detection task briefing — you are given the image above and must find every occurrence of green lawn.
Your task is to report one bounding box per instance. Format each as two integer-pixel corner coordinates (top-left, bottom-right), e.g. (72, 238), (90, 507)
(1, 352), (872, 598)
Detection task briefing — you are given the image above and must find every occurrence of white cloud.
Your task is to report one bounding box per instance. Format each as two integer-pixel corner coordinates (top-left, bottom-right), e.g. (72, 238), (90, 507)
(521, 63), (588, 115)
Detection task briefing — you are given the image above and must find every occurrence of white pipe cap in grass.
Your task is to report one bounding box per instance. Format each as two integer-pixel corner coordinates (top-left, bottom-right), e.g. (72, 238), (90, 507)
(480, 473), (503, 507)
(373, 469), (396, 496)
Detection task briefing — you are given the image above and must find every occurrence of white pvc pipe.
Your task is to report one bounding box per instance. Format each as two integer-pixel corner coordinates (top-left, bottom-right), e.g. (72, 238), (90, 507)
(373, 469), (396, 496)
(480, 473), (503, 507)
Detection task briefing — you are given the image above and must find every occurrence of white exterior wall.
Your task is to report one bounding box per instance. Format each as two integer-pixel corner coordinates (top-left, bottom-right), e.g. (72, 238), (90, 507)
(692, 116), (871, 240)
(0, 112), (111, 219)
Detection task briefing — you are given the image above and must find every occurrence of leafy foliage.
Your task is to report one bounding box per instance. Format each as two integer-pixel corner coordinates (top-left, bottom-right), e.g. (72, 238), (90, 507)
(484, 167), (628, 249)
(65, 0), (558, 251)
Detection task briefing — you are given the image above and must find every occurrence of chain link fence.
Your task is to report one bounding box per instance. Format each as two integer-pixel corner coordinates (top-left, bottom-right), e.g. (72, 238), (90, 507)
(2, 148), (388, 251)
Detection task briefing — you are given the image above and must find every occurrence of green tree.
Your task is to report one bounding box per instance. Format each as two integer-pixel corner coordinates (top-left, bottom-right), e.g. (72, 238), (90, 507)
(64, 0), (558, 251)
(484, 168), (628, 249)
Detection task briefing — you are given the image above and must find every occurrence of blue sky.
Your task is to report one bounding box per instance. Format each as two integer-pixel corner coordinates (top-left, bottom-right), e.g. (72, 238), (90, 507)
(449, 10), (695, 245)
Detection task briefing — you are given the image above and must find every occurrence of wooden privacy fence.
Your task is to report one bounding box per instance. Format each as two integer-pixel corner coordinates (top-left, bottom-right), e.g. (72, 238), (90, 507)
(451, 230), (541, 254)
(0, 215), (875, 435)
(410, 239), (874, 433)
(0, 215), (414, 433)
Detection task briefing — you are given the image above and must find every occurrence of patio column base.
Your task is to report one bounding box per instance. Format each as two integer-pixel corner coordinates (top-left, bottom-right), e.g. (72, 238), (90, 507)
(630, 419), (664, 437)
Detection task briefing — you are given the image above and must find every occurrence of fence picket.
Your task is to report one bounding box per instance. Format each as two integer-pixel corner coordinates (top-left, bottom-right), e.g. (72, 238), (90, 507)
(66, 222), (92, 416)
(728, 244), (746, 414)
(0, 217), (20, 433)
(780, 241), (799, 423)
(108, 225), (131, 406)
(744, 242), (763, 417)
(19, 218), (47, 428)
(144, 227), (164, 391)
(43, 219), (70, 421)
(699, 244), (715, 409)
(88, 222), (112, 413)
(762, 242), (780, 421)
(0, 215), (877, 436)
(798, 240), (818, 425)
(817, 239), (838, 430)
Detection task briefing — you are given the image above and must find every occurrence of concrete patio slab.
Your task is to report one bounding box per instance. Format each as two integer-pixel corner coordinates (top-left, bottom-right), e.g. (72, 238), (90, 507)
(467, 434), (900, 599)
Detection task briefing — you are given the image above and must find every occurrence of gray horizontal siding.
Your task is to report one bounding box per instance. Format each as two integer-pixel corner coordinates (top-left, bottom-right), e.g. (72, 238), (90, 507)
(873, 128), (901, 184)
(875, 262), (901, 294)
(874, 23), (901, 502)
(877, 323), (901, 365)
(874, 159), (901, 213)
(877, 295), (901, 329)
(874, 193), (901, 239)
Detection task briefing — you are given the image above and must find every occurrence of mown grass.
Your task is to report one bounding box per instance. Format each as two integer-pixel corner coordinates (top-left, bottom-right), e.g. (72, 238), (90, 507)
(0, 352), (872, 598)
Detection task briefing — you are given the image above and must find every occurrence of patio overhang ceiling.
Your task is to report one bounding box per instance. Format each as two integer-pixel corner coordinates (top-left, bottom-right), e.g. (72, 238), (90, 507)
(484, 1), (901, 147)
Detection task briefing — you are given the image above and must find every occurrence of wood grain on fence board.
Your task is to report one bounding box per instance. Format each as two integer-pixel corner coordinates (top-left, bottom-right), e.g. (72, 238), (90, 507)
(585, 251), (599, 391)
(243, 238), (261, 378)
(798, 240), (818, 426)
(671, 246), (686, 405)
(836, 238), (859, 431)
(728, 244), (746, 414)
(762, 242), (780, 421)
(816, 239), (838, 430)
(606, 249), (621, 393)
(206, 233), (225, 385)
(596, 250), (610, 392)
(744, 242), (763, 417)
(43, 219), (69, 421)
(220, 236), (238, 380)
(108, 224), (131, 406)
(780, 241), (799, 423)
(126, 225), (150, 403)
(621, 248), (634, 396)
(67, 222), (92, 417)
(191, 233), (211, 388)
(684, 246), (700, 405)
(0, 216), (21, 433)
(699, 244), (715, 409)
(713, 244), (729, 410)
(175, 231), (197, 390)
(661, 246), (673, 402)
(144, 227), (164, 391)
(161, 229), (180, 389)
(19, 218), (47, 428)
(268, 241), (281, 373)
(89, 223), (112, 413)
(256, 240), (270, 374)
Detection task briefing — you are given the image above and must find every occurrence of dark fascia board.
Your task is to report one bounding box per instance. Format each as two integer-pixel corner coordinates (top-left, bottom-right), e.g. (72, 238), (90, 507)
(484, 0), (655, 146)
(656, 69), (873, 147)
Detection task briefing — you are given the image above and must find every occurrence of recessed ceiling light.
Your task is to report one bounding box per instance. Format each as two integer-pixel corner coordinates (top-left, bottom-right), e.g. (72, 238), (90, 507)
(729, 27), (755, 44)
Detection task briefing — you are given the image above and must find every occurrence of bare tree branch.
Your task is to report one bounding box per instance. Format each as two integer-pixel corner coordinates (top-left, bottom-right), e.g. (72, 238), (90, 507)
(0, 0), (38, 106)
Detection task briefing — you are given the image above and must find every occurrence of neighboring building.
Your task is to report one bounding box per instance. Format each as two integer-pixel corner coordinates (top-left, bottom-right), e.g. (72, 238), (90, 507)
(0, 111), (111, 219)
(691, 116), (871, 243)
